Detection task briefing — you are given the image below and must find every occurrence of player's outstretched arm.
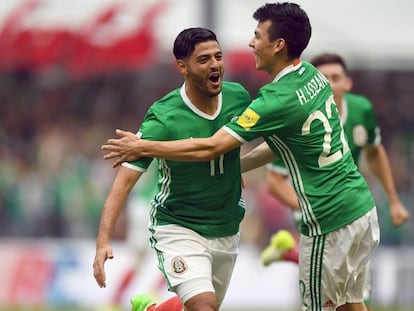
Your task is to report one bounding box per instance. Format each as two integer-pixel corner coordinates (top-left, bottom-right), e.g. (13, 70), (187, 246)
(266, 170), (300, 210)
(364, 144), (410, 226)
(93, 167), (142, 287)
(241, 142), (277, 173)
(102, 128), (242, 166)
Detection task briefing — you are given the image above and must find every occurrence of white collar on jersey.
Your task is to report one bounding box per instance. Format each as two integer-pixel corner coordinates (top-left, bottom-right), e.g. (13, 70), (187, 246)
(180, 83), (222, 120)
(340, 97), (348, 126)
(272, 61), (303, 83)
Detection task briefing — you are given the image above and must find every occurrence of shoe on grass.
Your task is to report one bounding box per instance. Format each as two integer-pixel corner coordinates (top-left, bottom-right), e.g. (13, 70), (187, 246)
(261, 230), (297, 266)
(130, 294), (156, 311)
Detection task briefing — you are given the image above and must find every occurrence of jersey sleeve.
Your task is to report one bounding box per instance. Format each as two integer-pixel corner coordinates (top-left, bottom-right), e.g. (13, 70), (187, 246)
(124, 106), (168, 171)
(224, 90), (285, 142)
(362, 97), (381, 146)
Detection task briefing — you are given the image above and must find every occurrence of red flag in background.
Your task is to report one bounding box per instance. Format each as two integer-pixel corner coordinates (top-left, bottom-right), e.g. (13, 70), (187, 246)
(0, 0), (41, 70)
(72, 1), (166, 77)
(0, 0), (166, 77)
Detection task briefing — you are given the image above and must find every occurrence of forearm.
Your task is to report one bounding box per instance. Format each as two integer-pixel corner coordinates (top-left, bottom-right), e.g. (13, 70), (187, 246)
(103, 128), (243, 167)
(96, 195), (126, 246)
(241, 142), (277, 173)
(365, 144), (400, 203)
(96, 168), (140, 247)
(266, 172), (300, 210)
(365, 145), (410, 226)
(269, 186), (300, 210)
(139, 138), (221, 161)
(138, 129), (242, 161)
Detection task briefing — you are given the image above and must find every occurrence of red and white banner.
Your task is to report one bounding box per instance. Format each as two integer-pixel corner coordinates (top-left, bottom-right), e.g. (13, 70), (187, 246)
(0, 0), (166, 76)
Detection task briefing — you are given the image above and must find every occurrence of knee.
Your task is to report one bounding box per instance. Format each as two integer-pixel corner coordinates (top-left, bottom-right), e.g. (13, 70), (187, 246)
(184, 291), (218, 311)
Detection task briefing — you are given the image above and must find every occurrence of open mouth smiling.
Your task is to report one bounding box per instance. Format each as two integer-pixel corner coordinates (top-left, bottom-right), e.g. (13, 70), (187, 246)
(209, 73), (220, 83)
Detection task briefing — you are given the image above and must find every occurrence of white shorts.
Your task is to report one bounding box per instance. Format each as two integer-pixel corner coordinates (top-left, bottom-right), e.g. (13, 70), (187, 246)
(150, 224), (240, 305)
(299, 208), (380, 311)
(362, 261), (372, 302)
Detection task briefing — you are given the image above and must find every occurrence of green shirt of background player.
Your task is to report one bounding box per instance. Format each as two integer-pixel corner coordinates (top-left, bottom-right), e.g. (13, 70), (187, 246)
(93, 27), (251, 311)
(102, 3), (380, 311)
(312, 53), (410, 227)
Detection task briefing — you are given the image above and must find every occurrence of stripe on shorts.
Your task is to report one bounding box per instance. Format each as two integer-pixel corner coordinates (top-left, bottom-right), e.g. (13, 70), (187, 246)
(310, 235), (325, 311)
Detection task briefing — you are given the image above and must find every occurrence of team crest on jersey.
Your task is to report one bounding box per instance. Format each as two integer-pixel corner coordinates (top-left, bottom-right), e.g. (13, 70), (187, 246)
(352, 125), (368, 147)
(171, 256), (187, 274)
(236, 108), (260, 130)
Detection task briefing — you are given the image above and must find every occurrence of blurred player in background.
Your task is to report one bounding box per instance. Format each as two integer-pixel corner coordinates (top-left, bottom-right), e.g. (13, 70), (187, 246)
(261, 52), (410, 309)
(260, 159), (300, 266)
(93, 27), (251, 311)
(101, 3), (381, 311)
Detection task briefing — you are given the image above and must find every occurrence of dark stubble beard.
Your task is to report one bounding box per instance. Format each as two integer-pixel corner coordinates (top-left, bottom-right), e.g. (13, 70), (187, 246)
(192, 75), (221, 98)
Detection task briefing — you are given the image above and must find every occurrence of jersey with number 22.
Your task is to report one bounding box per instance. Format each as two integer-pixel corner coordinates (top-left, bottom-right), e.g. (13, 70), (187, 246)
(225, 61), (375, 237)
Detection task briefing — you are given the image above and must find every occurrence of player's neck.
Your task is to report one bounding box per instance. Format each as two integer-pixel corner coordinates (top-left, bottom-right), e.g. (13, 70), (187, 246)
(186, 88), (219, 116)
(334, 95), (344, 117)
(269, 57), (299, 81)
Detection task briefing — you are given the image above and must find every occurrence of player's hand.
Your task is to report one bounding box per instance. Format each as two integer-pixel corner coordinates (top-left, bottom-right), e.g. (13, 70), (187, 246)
(101, 129), (141, 168)
(390, 201), (410, 227)
(93, 245), (114, 288)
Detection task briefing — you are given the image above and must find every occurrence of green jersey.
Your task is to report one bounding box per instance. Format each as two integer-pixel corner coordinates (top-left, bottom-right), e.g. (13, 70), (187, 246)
(341, 93), (381, 163)
(125, 82), (250, 238)
(268, 92), (380, 168)
(225, 61), (375, 236)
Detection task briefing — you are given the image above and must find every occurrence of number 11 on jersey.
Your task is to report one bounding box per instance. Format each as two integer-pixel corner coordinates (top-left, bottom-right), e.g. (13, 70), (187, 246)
(210, 154), (224, 176)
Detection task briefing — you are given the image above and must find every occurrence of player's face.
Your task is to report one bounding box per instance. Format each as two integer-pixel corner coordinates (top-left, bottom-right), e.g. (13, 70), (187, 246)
(181, 40), (224, 97)
(317, 63), (352, 102)
(249, 21), (277, 74)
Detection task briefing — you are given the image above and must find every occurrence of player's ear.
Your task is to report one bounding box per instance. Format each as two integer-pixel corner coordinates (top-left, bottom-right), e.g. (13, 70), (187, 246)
(273, 38), (286, 54)
(176, 59), (187, 75)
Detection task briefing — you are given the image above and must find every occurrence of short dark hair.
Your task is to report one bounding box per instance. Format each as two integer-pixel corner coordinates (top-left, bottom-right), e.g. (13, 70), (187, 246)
(310, 53), (349, 75)
(173, 27), (218, 60)
(253, 2), (311, 59)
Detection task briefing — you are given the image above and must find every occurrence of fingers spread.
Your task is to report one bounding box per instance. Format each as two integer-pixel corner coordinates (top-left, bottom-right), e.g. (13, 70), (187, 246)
(103, 152), (119, 160)
(101, 144), (118, 151)
(113, 159), (123, 168)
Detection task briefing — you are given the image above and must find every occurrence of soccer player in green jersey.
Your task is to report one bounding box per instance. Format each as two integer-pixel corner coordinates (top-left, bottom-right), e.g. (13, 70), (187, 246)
(102, 3), (382, 311)
(93, 27), (251, 311)
(261, 53), (410, 309)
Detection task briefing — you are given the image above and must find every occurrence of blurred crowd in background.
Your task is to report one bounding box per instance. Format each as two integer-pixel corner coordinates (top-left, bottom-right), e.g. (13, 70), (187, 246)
(1, 62), (413, 247)
(0, 0), (413, 249)
(1, 2), (414, 310)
